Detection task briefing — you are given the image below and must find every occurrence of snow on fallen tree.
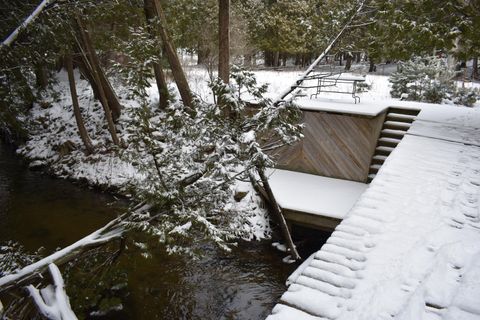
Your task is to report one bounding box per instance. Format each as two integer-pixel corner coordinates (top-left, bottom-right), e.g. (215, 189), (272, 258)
(1, 0), (55, 48)
(0, 203), (151, 293)
(27, 263), (78, 320)
(275, 0), (369, 103)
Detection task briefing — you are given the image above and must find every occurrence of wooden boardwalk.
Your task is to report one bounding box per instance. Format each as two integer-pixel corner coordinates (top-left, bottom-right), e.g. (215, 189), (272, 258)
(267, 104), (480, 320)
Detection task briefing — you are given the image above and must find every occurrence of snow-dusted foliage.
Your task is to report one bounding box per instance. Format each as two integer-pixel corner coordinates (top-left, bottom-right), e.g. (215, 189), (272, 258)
(389, 56), (479, 106)
(0, 241), (42, 277)
(123, 66), (302, 255)
(16, 67), (302, 256)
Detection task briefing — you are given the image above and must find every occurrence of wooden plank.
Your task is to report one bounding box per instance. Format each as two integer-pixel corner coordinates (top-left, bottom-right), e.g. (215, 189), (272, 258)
(283, 209), (341, 232)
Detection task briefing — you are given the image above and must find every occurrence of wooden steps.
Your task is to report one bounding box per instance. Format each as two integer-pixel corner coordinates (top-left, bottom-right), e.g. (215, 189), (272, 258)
(367, 107), (420, 183)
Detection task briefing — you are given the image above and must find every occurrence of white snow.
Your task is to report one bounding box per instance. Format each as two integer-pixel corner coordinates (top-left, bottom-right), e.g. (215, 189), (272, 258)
(267, 104), (480, 320)
(27, 263), (78, 320)
(267, 168), (368, 219)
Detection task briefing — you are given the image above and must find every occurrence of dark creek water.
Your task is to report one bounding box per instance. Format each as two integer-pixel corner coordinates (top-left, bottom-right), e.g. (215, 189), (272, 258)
(0, 143), (305, 319)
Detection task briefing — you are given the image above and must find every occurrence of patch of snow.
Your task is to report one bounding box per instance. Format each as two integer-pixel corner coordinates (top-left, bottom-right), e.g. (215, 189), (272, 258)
(272, 242), (287, 253)
(267, 168), (368, 219)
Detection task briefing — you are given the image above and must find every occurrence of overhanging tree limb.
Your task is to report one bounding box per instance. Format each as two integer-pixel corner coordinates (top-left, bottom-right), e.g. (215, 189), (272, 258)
(1, 0), (55, 48)
(274, 0), (368, 104)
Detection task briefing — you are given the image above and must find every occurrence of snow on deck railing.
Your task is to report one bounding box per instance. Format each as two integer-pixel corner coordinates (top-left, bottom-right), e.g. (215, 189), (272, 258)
(274, 0), (368, 104)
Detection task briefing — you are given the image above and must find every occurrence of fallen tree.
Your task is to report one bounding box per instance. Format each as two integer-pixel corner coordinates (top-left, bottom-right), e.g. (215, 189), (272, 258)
(27, 263), (78, 320)
(0, 203), (150, 294)
(275, 0), (369, 104)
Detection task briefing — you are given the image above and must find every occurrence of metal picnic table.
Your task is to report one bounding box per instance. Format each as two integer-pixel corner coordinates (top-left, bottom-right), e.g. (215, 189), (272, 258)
(296, 72), (366, 104)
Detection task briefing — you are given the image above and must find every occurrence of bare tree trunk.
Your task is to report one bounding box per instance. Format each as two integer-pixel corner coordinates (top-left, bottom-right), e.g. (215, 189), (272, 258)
(473, 57), (478, 80)
(34, 63), (48, 90)
(144, 0), (169, 109)
(74, 19), (121, 121)
(218, 0), (230, 84)
(65, 53), (95, 155)
(244, 53), (252, 67)
(273, 51), (280, 67)
(152, 0), (193, 108)
(257, 168), (301, 261)
(76, 16), (121, 146)
(98, 68), (122, 121)
(345, 52), (352, 71)
(369, 57), (376, 72)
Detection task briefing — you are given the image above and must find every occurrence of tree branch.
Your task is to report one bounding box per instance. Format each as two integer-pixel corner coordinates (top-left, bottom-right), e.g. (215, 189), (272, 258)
(1, 0), (55, 48)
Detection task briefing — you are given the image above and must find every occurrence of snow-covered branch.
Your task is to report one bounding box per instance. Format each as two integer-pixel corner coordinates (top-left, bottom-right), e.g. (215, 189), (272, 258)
(27, 263), (78, 320)
(1, 0), (55, 48)
(0, 203), (151, 292)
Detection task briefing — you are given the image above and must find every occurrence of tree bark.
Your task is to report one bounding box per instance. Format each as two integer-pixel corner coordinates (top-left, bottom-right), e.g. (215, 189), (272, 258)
(34, 64), (48, 90)
(74, 18), (121, 121)
(218, 0), (230, 84)
(65, 53), (95, 155)
(273, 51), (280, 67)
(472, 57), (478, 80)
(257, 168), (301, 261)
(368, 57), (376, 72)
(144, 0), (169, 109)
(151, 0), (193, 108)
(345, 52), (352, 71)
(75, 16), (121, 146)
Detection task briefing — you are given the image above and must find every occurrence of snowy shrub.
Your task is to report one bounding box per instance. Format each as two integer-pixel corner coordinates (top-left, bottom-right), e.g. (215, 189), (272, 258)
(451, 87), (479, 107)
(123, 66), (302, 255)
(390, 56), (454, 103)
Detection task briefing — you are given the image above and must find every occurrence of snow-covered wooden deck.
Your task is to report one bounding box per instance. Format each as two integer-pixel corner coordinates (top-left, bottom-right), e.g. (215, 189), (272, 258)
(267, 104), (480, 320)
(268, 169), (367, 230)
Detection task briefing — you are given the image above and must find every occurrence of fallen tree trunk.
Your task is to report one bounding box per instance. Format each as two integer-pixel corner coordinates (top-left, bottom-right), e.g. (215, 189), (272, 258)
(1, 0), (55, 47)
(0, 217), (124, 293)
(275, 0), (368, 104)
(0, 202), (151, 293)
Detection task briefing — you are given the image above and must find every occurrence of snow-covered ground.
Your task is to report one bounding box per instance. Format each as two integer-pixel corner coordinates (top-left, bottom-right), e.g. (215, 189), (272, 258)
(16, 70), (271, 242)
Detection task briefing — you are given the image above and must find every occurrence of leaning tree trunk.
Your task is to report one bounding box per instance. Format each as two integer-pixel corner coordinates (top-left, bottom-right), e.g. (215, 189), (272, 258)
(75, 15), (121, 146)
(65, 52), (95, 155)
(74, 18), (122, 121)
(256, 168), (301, 261)
(144, 0), (169, 109)
(152, 0), (193, 108)
(218, 0), (230, 84)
